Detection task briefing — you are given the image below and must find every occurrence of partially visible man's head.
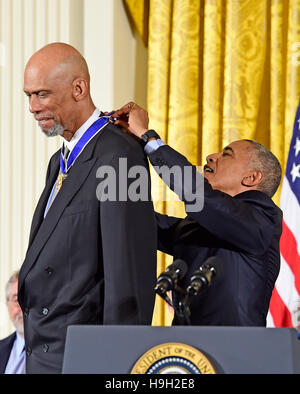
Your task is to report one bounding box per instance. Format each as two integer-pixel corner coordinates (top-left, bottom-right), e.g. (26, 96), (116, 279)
(244, 140), (282, 198)
(23, 42), (94, 140)
(5, 271), (24, 337)
(204, 139), (281, 198)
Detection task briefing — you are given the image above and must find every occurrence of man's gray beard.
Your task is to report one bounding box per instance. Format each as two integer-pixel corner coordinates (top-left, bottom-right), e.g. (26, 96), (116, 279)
(43, 121), (65, 137)
(14, 313), (24, 336)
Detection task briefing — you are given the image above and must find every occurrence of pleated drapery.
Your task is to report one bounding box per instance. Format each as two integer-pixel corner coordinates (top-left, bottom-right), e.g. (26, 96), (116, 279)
(125, 0), (300, 325)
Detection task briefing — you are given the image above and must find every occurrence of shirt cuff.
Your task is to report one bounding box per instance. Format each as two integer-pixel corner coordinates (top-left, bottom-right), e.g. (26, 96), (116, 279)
(144, 139), (166, 155)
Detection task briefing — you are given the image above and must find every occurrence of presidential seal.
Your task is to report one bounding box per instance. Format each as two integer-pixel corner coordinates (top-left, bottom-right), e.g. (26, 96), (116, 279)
(131, 342), (216, 374)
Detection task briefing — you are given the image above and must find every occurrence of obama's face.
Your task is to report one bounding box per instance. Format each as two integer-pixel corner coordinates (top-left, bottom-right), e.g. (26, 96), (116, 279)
(203, 140), (257, 196)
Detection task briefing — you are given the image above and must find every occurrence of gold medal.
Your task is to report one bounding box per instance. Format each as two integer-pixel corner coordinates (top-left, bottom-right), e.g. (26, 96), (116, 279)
(56, 172), (67, 192)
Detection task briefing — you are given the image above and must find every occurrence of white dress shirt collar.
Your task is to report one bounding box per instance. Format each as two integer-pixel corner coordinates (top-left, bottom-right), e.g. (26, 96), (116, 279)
(63, 108), (101, 153)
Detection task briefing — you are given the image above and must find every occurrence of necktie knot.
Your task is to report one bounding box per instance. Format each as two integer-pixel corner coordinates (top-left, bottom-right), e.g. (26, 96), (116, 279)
(63, 146), (70, 166)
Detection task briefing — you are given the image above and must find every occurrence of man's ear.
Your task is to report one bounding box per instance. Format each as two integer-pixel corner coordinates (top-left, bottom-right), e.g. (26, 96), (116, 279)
(242, 170), (263, 188)
(72, 78), (88, 101)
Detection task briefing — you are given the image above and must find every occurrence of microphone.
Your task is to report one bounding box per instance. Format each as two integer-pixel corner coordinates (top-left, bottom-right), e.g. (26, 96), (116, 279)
(186, 256), (221, 296)
(155, 259), (187, 295)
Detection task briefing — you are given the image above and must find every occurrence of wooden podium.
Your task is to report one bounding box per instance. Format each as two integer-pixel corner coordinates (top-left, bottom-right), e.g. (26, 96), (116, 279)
(62, 325), (300, 374)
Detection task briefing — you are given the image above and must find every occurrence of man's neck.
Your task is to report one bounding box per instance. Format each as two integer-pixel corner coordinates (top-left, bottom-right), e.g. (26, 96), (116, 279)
(62, 104), (97, 142)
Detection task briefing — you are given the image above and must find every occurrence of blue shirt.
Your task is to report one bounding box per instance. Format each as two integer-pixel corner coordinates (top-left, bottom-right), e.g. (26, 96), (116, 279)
(144, 139), (166, 155)
(4, 333), (26, 374)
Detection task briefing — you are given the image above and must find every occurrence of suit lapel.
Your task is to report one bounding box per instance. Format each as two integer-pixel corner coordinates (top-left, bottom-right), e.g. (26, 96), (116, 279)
(28, 153), (60, 247)
(0, 332), (16, 373)
(19, 131), (103, 293)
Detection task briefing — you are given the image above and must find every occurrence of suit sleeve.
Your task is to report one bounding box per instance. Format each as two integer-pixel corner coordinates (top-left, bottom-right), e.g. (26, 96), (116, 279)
(99, 151), (157, 325)
(149, 145), (280, 255)
(155, 212), (182, 255)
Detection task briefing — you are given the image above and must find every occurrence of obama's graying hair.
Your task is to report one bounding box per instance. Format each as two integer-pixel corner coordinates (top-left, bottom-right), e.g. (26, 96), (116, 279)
(245, 140), (282, 198)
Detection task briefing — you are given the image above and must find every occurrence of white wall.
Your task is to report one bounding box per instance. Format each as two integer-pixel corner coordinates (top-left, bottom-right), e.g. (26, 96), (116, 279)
(0, 0), (146, 338)
(84, 0), (147, 111)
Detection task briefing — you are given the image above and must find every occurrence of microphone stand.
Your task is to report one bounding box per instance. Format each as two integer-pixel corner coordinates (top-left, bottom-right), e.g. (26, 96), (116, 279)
(172, 286), (193, 326)
(155, 283), (191, 325)
(176, 292), (194, 326)
(155, 285), (173, 309)
(156, 259), (220, 326)
(176, 263), (216, 325)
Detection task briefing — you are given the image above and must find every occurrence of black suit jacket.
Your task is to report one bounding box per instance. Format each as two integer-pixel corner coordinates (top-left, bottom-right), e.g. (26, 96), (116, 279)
(0, 333), (16, 374)
(18, 123), (157, 374)
(150, 145), (282, 326)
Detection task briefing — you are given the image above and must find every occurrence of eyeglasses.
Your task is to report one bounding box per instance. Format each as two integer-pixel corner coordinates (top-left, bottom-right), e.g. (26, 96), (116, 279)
(7, 295), (19, 305)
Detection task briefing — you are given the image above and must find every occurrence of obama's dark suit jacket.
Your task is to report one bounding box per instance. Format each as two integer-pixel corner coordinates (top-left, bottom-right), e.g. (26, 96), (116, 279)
(18, 123), (157, 374)
(150, 145), (282, 326)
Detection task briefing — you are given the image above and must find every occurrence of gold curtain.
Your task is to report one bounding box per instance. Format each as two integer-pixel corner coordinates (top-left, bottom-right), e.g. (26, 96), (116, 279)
(125, 0), (300, 326)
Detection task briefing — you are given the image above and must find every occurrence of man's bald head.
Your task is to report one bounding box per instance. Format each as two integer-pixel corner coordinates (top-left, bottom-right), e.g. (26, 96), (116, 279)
(25, 42), (90, 86)
(24, 43), (95, 140)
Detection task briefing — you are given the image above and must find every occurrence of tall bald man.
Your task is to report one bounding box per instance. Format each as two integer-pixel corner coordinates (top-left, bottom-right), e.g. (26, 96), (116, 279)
(19, 43), (157, 374)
